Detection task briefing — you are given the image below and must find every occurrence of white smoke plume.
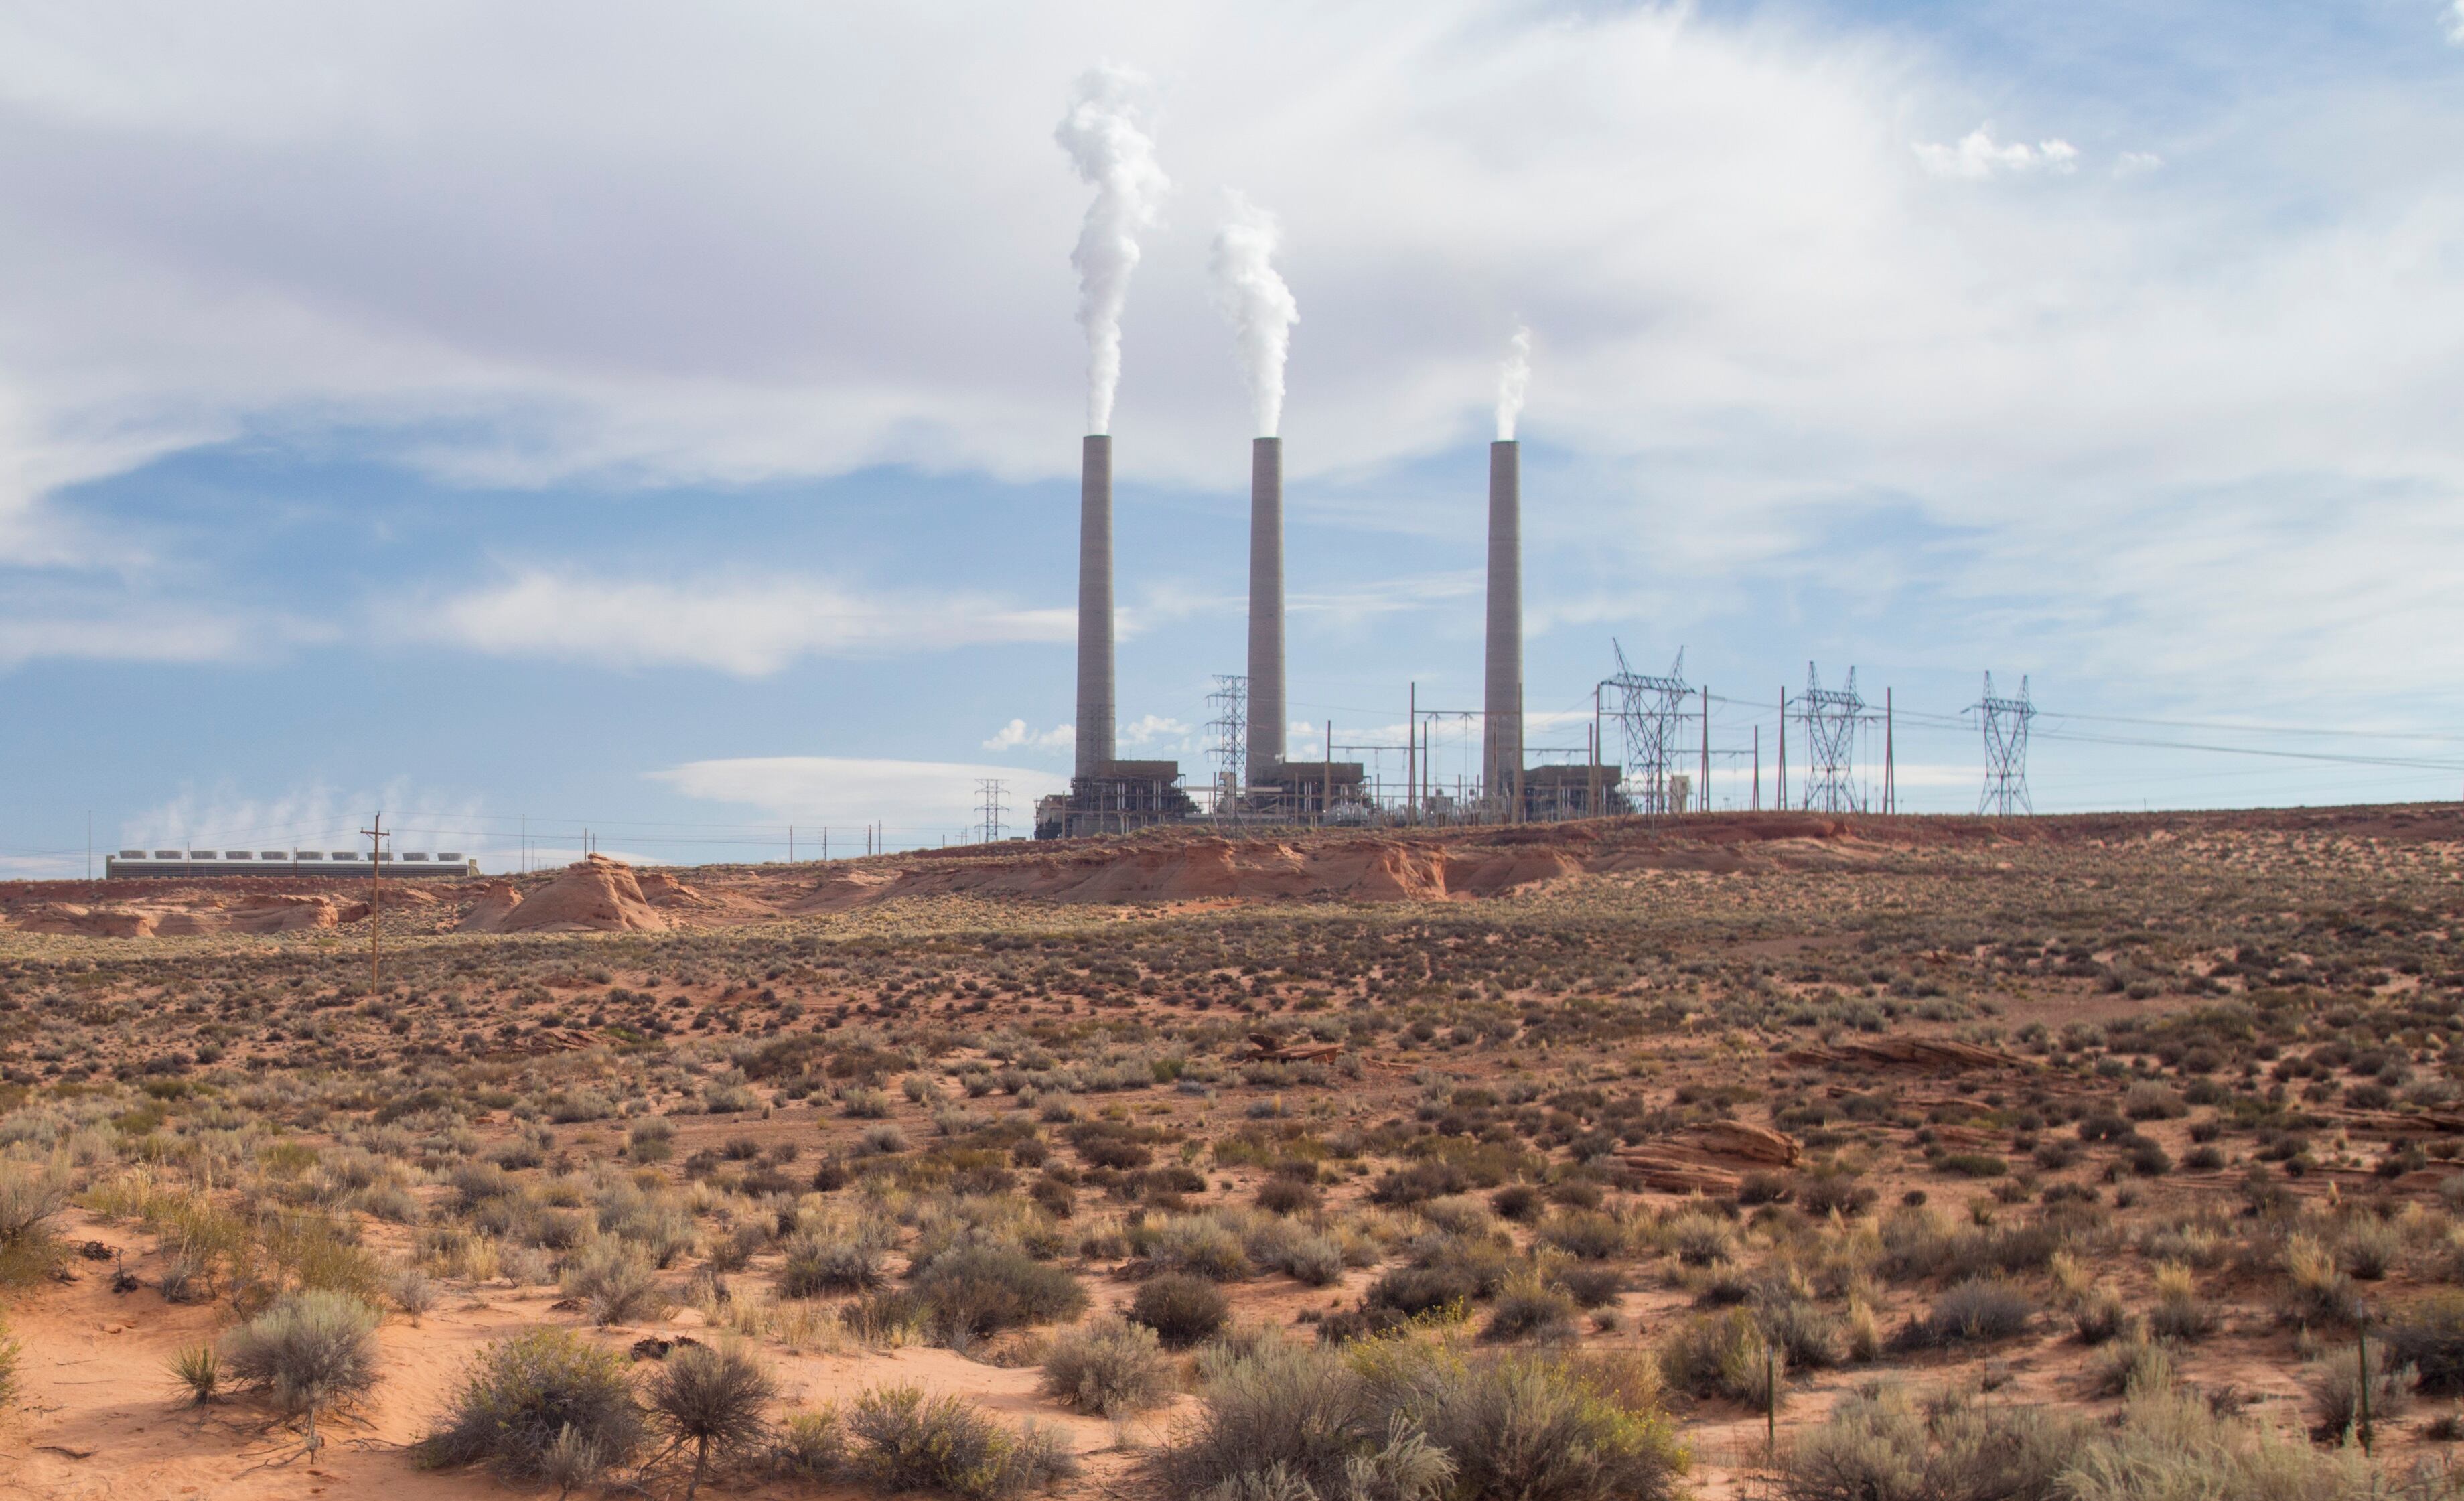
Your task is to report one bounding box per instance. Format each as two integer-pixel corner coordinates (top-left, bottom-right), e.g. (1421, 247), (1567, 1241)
(1496, 324), (1532, 441)
(1209, 191), (1299, 438)
(1054, 66), (1168, 436)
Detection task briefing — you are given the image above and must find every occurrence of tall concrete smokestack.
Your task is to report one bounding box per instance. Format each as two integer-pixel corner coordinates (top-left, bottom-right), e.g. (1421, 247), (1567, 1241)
(1482, 439), (1522, 812)
(1245, 436), (1285, 778)
(1075, 434), (1114, 779)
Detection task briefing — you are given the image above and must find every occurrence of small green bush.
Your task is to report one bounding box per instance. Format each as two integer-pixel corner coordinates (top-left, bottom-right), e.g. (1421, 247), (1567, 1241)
(2386, 1292), (2464, 1395)
(777, 1233), (883, 1297)
(911, 1244), (1087, 1342)
(1893, 1279), (2033, 1350)
(847, 1385), (1075, 1500)
(1777, 1384), (2079, 1501)
(1131, 1273), (1230, 1348)
(1039, 1316), (1173, 1415)
(561, 1240), (663, 1326)
(1658, 1308), (1783, 1407)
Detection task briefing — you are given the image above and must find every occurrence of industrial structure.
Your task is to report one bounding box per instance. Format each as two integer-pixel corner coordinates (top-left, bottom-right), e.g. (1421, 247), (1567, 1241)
(1482, 439), (1523, 814)
(106, 850), (476, 878)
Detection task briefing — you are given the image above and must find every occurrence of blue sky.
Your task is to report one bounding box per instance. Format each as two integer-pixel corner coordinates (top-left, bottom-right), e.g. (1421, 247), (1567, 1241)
(3, 0), (2462, 873)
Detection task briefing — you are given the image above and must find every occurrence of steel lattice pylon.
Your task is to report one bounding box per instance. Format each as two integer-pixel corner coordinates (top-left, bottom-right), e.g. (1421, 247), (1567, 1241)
(1603, 642), (1692, 814)
(1206, 674), (1248, 808)
(1799, 663), (1865, 813)
(1974, 672), (2035, 816)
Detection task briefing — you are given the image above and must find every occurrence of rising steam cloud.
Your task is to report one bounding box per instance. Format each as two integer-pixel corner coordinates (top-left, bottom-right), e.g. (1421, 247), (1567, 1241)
(1209, 191), (1299, 438)
(1054, 66), (1168, 436)
(1496, 324), (1532, 441)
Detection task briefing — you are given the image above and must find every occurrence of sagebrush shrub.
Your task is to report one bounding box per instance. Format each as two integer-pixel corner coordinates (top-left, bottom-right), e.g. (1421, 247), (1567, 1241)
(561, 1240), (662, 1326)
(418, 1327), (648, 1480)
(644, 1340), (775, 1501)
(220, 1291), (382, 1453)
(1039, 1316), (1173, 1415)
(1893, 1279), (2033, 1350)
(847, 1385), (1074, 1500)
(1131, 1273), (1230, 1348)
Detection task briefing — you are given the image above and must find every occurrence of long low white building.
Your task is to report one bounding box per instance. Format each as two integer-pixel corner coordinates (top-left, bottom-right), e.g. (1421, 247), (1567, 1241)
(104, 850), (478, 878)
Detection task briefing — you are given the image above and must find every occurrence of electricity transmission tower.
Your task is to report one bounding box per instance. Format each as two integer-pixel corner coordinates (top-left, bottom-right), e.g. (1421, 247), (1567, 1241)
(1601, 642), (1693, 814)
(1799, 663), (1866, 813)
(1206, 674), (1248, 808)
(1974, 673), (2035, 816)
(975, 779), (1007, 843)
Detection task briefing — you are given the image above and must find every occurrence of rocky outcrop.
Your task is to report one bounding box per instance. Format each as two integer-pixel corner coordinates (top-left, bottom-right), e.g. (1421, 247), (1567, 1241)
(491, 856), (668, 934)
(14, 904), (159, 938)
(456, 881), (524, 934)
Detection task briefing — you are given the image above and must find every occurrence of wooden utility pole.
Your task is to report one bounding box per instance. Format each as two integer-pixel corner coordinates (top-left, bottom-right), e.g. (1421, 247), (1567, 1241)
(358, 813), (384, 995)
(1753, 725), (1761, 810)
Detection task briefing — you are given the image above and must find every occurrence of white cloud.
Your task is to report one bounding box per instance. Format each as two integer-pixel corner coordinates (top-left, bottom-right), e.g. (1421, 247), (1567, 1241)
(653, 755), (1069, 837)
(0, 3), (2455, 727)
(2114, 151), (2164, 178)
(1119, 714), (1193, 749)
(983, 718), (1076, 753)
(409, 569), (1071, 675)
(1913, 127), (2080, 180)
(2451, 1), (2464, 44)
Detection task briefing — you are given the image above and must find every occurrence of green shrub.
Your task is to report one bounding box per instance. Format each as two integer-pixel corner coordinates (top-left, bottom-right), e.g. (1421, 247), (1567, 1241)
(1157, 1338), (1386, 1499)
(847, 1385), (1075, 1500)
(1658, 1309), (1783, 1407)
(1892, 1279), (2033, 1350)
(1540, 1210), (1629, 1261)
(1130, 1273), (1230, 1348)
(1161, 1337), (1680, 1501)
(220, 1291), (382, 1454)
(1483, 1269), (1579, 1343)
(777, 1233), (883, 1297)
(1410, 1347), (1683, 1501)
(561, 1240), (664, 1327)
(773, 1407), (844, 1479)
(2304, 1348), (2414, 1445)
(2066, 1386), (2371, 1501)
(0, 1167), (68, 1285)
(1777, 1384), (2079, 1501)
(911, 1244), (1088, 1342)
(417, 1327), (648, 1480)
(2385, 1292), (2464, 1395)
(1039, 1316), (1173, 1415)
